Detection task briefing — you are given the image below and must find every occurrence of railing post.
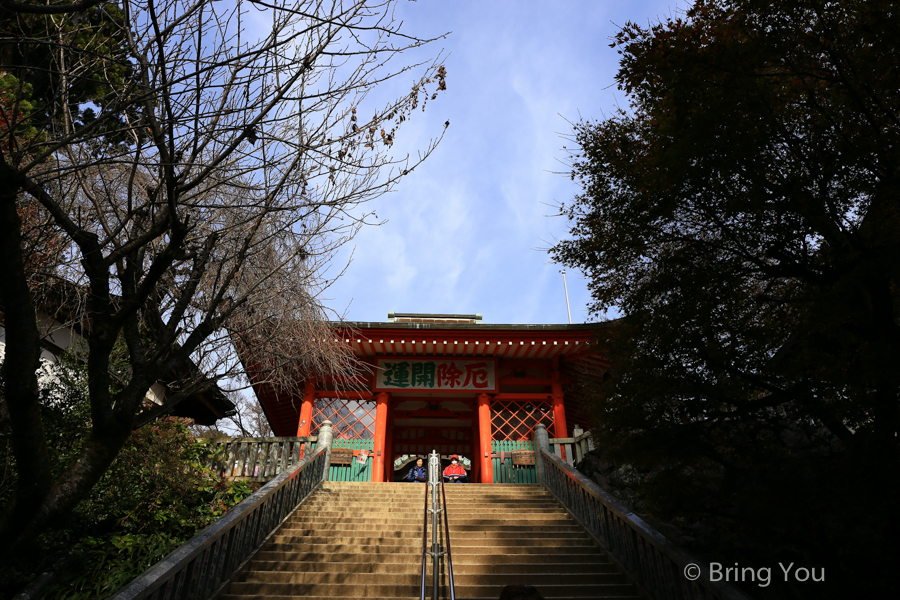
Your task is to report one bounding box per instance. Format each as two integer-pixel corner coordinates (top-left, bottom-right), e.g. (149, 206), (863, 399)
(318, 420), (334, 481)
(533, 423), (550, 484)
(573, 425), (584, 464)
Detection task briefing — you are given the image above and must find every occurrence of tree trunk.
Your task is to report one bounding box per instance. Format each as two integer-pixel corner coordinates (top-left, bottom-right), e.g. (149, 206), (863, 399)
(0, 175), (53, 556)
(13, 426), (133, 549)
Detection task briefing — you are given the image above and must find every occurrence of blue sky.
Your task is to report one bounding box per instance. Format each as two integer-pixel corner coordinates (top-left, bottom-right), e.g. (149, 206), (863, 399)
(323, 0), (686, 325)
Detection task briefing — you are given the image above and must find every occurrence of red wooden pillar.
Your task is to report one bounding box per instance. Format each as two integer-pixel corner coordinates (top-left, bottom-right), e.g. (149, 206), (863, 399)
(551, 357), (568, 459)
(372, 391), (390, 482)
(551, 387), (567, 439)
(296, 379), (315, 457)
(477, 393), (493, 484)
(470, 416), (481, 483)
(384, 420), (394, 482)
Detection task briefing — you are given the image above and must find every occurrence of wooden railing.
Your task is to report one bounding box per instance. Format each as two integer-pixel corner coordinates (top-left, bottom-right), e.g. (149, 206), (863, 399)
(548, 428), (594, 466)
(533, 424), (751, 600)
(490, 431), (593, 484)
(110, 423), (335, 600)
(204, 436), (317, 481)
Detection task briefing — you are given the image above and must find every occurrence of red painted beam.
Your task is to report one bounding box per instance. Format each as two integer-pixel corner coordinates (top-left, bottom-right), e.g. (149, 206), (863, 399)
(493, 393), (554, 401)
(314, 390), (375, 400)
(393, 407), (473, 419)
(498, 376), (554, 386)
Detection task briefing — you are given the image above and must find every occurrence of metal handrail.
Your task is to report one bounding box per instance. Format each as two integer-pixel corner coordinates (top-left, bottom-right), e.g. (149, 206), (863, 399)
(438, 475), (456, 600)
(110, 422), (334, 600)
(420, 450), (456, 600)
(429, 452), (441, 600)
(419, 473), (430, 600)
(537, 446), (752, 600)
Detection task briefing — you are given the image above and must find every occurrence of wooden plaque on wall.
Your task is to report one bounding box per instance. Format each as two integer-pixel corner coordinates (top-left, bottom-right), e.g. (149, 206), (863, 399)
(512, 450), (535, 465)
(331, 448), (354, 465)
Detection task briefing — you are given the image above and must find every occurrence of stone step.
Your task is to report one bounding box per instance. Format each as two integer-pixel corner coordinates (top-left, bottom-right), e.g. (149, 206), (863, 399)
(282, 518), (577, 528)
(311, 493), (554, 500)
(252, 551), (607, 564)
(247, 560), (422, 573)
(307, 493), (555, 500)
(226, 582), (639, 599)
(244, 560), (615, 574)
(276, 528), (423, 539)
(254, 549), (422, 563)
(289, 513), (570, 523)
(452, 582), (640, 598)
(301, 504), (557, 511)
(318, 488), (550, 493)
(285, 520), (574, 530)
(444, 498), (558, 503)
(263, 541), (599, 555)
(271, 531), (591, 546)
(446, 537), (593, 548)
(238, 571), (627, 587)
(310, 490), (550, 495)
(312, 492), (419, 496)
(450, 562), (618, 575)
(445, 491), (553, 496)
(304, 496), (556, 503)
(225, 483), (638, 600)
(443, 552), (610, 563)
(300, 501), (561, 510)
(317, 488), (550, 495)
(294, 509), (561, 517)
(301, 502), (560, 509)
(302, 498), (558, 505)
(323, 483), (543, 488)
(221, 596), (421, 600)
(222, 596), (639, 600)
(239, 571), (422, 585)
(227, 581), (420, 597)
(450, 572), (630, 584)
(276, 525), (590, 544)
(270, 535), (423, 546)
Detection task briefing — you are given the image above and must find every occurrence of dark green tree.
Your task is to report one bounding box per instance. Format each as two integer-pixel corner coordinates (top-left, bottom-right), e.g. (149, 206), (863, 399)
(0, 2), (139, 144)
(0, 350), (254, 598)
(553, 1), (899, 596)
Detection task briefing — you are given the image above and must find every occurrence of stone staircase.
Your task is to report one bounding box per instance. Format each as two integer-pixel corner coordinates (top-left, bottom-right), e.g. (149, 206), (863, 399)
(443, 484), (641, 599)
(221, 481), (641, 600)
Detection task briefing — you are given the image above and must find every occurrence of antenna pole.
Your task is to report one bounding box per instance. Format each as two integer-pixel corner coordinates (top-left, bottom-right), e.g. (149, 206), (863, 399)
(561, 270), (573, 324)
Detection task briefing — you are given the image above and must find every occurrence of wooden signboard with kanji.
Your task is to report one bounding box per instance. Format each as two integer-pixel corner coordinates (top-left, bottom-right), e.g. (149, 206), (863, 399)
(331, 448), (354, 465)
(374, 358), (498, 392)
(512, 450), (535, 465)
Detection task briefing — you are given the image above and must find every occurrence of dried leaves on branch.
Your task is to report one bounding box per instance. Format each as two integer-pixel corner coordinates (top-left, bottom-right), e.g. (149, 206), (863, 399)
(0, 0), (448, 554)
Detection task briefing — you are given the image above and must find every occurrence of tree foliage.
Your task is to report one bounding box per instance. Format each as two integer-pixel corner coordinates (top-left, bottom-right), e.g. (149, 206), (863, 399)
(0, 0), (448, 556)
(1, 348), (252, 598)
(0, 2), (137, 142)
(553, 1), (899, 596)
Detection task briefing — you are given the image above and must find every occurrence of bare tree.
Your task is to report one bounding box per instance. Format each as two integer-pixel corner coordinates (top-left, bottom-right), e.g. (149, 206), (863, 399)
(0, 0), (447, 554)
(226, 393), (274, 437)
(190, 391), (274, 438)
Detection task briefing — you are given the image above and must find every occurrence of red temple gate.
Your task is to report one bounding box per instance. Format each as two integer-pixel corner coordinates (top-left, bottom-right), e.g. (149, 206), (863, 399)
(245, 313), (611, 483)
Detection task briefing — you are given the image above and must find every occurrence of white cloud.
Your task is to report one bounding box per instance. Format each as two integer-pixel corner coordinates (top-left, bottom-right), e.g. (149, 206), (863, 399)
(322, 0), (682, 324)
